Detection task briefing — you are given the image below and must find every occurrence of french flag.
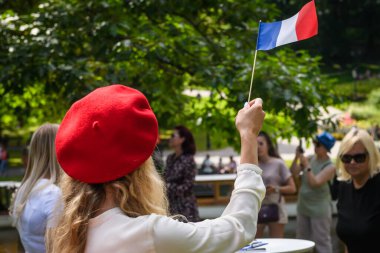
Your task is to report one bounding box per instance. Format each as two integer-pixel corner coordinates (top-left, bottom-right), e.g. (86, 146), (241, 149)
(257, 0), (318, 51)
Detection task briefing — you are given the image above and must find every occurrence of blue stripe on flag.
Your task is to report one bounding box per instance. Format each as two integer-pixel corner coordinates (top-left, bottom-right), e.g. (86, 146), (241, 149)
(257, 21), (282, 51)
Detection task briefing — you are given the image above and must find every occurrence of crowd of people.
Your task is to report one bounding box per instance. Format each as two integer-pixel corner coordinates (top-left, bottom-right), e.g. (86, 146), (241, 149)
(4, 84), (380, 253)
(199, 154), (237, 174)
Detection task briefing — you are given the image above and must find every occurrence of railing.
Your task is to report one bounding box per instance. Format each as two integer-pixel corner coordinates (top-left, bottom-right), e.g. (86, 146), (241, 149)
(194, 174), (236, 205)
(194, 174), (298, 206)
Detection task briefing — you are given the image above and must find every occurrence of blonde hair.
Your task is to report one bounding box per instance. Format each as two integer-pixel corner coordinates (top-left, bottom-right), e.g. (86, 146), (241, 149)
(47, 157), (168, 253)
(10, 123), (62, 224)
(336, 128), (380, 181)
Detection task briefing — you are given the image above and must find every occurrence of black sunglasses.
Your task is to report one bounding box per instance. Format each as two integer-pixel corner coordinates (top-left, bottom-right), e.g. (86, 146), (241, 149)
(340, 153), (368, 164)
(171, 133), (180, 138)
(313, 141), (321, 148)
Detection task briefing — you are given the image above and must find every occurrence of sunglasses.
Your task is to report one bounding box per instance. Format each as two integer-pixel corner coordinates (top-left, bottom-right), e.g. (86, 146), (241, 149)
(171, 133), (180, 138)
(340, 153), (368, 164)
(313, 141), (322, 148)
(258, 141), (265, 146)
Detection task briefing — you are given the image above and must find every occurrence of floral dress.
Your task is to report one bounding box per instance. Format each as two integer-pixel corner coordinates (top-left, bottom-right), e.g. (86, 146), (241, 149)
(164, 153), (200, 222)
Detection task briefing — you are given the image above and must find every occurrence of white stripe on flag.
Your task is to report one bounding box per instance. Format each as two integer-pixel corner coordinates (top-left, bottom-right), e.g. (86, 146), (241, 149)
(276, 13), (299, 47)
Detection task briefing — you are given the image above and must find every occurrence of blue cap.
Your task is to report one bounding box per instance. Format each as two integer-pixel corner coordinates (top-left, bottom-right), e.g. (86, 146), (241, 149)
(315, 131), (336, 152)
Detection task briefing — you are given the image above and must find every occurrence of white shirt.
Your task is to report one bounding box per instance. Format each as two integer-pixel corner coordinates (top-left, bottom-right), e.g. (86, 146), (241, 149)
(15, 179), (62, 253)
(85, 163), (265, 253)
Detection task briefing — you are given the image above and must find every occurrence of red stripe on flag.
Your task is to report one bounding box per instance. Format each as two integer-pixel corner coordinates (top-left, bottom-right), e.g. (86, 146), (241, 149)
(295, 0), (318, 41)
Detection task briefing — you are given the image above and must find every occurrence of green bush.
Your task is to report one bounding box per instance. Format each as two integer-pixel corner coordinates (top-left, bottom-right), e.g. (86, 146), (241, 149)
(335, 78), (380, 102)
(351, 104), (379, 120)
(368, 88), (380, 108)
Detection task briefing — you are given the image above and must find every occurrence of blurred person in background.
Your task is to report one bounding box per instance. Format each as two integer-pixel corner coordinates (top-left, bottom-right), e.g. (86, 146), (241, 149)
(256, 131), (296, 238)
(10, 123), (62, 253)
(164, 125), (200, 221)
(290, 131), (336, 253)
(0, 142), (9, 176)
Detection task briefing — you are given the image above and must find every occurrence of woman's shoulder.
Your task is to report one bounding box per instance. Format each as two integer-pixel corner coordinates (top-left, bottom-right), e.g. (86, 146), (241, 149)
(269, 157), (287, 166)
(180, 154), (195, 161)
(373, 171), (380, 178)
(36, 179), (61, 198)
(89, 209), (156, 233)
(371, 172), (380, 184)
(270, 157), (284, 162)
(147, 213), (193, 230)
(167, 153), (176, 159)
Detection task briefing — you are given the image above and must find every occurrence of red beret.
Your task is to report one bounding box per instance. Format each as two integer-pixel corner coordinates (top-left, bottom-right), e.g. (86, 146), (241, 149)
(55, 84), (158, 183)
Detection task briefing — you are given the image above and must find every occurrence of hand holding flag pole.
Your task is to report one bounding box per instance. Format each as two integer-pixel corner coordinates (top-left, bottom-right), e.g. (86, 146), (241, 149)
(246, 0), (318, 104)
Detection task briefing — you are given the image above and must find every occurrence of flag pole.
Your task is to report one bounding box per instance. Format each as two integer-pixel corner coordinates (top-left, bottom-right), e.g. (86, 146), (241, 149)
(247, 50), (258, 102)
(247, 20), (261, 103)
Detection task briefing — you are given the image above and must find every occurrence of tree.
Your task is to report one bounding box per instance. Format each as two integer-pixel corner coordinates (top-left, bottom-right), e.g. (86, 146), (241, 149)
(272, 0), (380, 67)
(0, 0), (339, 146)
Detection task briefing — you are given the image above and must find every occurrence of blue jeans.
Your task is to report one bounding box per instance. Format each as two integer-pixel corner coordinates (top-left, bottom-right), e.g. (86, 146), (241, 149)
(0, 160), (8, 175)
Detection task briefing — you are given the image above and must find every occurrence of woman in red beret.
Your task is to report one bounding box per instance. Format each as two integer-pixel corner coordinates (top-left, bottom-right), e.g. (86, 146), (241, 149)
(164, 125), (200, 222)
(47, 84), (266, 253)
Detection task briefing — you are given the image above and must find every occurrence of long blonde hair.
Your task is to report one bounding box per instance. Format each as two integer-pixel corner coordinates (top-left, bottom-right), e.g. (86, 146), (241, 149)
(336, 128), (380, 181)
(47, 157), (168, 253)
(10, 123), (62, 224)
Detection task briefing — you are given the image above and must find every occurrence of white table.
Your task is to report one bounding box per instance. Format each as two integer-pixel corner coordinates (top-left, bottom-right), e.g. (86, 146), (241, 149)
(237, 238), (315, 253)
(0, 181), (21, 188)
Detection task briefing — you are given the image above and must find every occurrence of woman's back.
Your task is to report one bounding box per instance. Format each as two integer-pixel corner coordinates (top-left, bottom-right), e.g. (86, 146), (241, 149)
(10, 123), (62, 253)
(85, 163), (265, 253)
(15, 179), (61, 253)
(85, 208), (154, 253)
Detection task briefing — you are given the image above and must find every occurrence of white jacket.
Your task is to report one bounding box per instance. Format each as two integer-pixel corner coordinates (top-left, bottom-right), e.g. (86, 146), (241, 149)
(85, 163), (265, 253)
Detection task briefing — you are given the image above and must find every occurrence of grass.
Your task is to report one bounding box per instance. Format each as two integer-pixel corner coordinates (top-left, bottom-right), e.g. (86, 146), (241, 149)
(8, 158), (23, 168)
(0, 176), (23, 181)
(334, 78), (380, 104)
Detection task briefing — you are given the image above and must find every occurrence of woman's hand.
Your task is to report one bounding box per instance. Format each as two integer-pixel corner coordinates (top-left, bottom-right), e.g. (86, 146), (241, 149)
(295, 146), (304, 159)
(236, 99), (265, 165)
(235, 98), (265, 137)
(266, 185), (277, 194)
(300, 155), (309, 169)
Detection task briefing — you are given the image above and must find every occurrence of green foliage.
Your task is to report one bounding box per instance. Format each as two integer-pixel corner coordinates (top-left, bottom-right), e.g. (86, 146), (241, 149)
(368, 88), (380, 108)
(333, 78), (380, 103)
(0, 0), (341, 146)
(348, 88), (380, 128)
(0, 175), (23, 181)
(8, 157), (23, 168)
(351, 104), (379, 121)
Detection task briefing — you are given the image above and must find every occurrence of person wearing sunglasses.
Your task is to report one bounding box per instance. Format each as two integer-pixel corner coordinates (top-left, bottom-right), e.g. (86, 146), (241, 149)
(335, 128), (380, 253)
(290, 131), (336, 253)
